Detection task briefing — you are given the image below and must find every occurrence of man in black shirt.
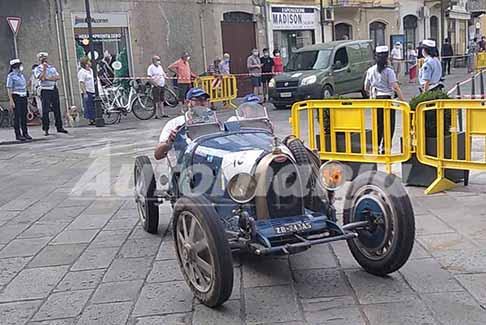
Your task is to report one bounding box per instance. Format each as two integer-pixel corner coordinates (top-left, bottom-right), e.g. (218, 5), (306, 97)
(441, 38), (454, 76)
(260, 48), (274, 102)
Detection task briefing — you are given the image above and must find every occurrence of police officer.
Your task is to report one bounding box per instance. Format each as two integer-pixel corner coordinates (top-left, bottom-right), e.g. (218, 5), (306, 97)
(6, 59), (32, 141)
(364, 46), (404, 152)
(419, 39), (443, 93)
(34, 52), (68, 136)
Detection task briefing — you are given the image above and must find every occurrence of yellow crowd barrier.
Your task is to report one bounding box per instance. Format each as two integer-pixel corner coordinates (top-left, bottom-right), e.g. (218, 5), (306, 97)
(291, 100), (412, 174)
(475, 52), (486, 71)
(194, 75), (238, 108)
(416, 100), (486, 194)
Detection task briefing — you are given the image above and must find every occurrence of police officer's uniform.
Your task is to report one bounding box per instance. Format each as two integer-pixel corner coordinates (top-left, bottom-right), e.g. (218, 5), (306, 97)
(34, 52), (67, 135)
(6, 59), (31, 141)
(419, 40), (443, 92)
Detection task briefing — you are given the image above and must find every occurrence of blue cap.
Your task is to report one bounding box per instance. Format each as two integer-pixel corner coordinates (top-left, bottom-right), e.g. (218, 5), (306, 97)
(243, 94), (262, 103)
(186, 88), (210, 100)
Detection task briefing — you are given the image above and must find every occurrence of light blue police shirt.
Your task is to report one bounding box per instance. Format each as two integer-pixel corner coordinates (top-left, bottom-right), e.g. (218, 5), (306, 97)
(34, 64), (59, 90)
(419, 56), (442, 87)
(6, 70), (27, 96)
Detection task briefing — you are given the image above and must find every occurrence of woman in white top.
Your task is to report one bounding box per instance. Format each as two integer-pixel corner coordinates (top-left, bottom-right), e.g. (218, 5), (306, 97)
(77, 57), (96, 125)
(364, 46), (404, 151)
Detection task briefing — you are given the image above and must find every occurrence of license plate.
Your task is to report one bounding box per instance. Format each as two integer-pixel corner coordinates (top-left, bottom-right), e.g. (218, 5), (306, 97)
(280, 92), (292, 98)
(274, 222), (312, 235)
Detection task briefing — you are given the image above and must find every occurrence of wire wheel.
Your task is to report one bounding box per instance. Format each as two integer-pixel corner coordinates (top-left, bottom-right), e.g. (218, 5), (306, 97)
(176, 211), (214, 293)
(164, 88), (179, 107)
(132, 96), (155, 120)
(103, 107), (121, 125)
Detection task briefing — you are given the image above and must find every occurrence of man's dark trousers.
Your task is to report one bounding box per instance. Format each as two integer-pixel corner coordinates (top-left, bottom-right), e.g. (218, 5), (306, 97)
(41, 87), (63, 131)
(442, 59), (452, 76)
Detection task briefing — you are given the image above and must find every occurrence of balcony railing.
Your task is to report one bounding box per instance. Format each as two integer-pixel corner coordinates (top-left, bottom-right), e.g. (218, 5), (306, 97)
(468, 0), (486, 13)
(330, 0), (398, 8)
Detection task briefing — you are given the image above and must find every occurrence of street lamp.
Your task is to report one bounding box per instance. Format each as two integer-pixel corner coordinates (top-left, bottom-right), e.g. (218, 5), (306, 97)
(84, 0), (105, 127)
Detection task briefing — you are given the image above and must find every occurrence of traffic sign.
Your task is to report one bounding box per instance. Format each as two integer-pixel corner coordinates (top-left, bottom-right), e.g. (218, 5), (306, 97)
(7, 16), (21, 35)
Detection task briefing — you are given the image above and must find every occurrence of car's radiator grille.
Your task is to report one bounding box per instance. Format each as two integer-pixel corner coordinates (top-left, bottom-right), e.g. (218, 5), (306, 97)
(276, 81), (299, 88)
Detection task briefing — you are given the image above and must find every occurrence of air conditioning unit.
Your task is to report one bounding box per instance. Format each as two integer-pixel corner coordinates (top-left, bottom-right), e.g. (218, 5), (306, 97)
(323, 8), (334, 22)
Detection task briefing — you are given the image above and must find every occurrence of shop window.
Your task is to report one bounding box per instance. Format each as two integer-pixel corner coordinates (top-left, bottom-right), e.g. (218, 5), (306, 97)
(430, 16), (439, 42)
(370, 22), (386, 48)
(333, 47), (349, 69)
(273, 30), (315, 66)
(403, 15), (418, 49)
(335, 23), (353, 40)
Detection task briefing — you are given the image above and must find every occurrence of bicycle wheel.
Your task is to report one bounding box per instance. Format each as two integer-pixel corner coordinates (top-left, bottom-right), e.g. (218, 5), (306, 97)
(131, 96), (156, 120)
(103, 107), (121, 125)
(164, 88), (178, 108)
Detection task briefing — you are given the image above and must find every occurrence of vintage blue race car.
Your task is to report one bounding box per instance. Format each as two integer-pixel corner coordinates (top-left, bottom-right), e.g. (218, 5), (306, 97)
(134, 104), (415, 307)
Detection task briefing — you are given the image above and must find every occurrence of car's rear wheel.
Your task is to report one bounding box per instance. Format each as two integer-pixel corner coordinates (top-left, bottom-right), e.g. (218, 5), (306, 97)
(343, 171), (415, 276)
(134, 156), (159, 233)
(173, 196), (233, 307)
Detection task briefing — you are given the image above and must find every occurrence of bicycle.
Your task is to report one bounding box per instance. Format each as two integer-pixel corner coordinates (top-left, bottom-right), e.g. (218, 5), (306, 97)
(143, 82), (179, 108)
(0, 103), (14, 128)
(100, 79), (155, 124)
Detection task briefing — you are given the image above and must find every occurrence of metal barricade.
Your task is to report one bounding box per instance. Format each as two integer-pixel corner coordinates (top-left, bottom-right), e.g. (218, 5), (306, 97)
(194, 75), (238, 108)
(475, 53), (486, 71)
(291, 100), (412, 174)
(416, 100), (486, 194)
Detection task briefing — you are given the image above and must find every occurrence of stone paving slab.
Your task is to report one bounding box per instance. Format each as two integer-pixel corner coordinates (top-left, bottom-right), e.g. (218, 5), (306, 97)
(1, 100), (486, 324)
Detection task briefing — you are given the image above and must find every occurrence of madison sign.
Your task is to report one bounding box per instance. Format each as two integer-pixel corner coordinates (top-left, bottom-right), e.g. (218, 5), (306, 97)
(271, 7), (316, 30)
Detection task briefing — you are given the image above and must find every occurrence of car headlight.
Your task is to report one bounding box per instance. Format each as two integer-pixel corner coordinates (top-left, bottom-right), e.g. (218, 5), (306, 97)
(301, 75), (317, 86)
(227, 173), (257, 204)
(318, 161), (346, 191)
(268, 78), (276, 88)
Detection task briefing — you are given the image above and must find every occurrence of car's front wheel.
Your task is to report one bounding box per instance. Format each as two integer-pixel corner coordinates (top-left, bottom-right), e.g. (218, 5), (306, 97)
(323, 85), (334, 99)
(343, 171), (415, 276)
(134, 156), (159, 233)
(173, 196), (233, 307)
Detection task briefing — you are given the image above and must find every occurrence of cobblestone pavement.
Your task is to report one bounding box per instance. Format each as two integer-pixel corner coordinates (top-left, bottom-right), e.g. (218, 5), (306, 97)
(1, 73), (486, 324)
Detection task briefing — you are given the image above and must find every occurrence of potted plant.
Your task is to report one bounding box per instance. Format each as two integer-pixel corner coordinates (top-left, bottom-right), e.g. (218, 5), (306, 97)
(402, 90), (468, 186)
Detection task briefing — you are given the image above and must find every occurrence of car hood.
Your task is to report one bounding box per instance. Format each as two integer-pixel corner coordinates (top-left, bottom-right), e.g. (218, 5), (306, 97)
(273, 70), (325, 82)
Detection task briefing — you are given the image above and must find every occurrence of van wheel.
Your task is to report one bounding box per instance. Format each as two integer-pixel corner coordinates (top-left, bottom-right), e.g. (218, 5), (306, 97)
(323, 86), (334, 99)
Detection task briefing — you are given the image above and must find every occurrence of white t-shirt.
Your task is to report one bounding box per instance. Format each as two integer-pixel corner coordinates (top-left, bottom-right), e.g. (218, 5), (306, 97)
(391, 47), (403, 60)
(159, 115), (186, 166)
(77, 68), (95, 93)
(147, 64), (167, 87)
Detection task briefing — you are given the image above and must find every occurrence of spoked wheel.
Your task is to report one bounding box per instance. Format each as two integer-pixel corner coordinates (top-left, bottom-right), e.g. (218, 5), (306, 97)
(132, 96), (155, 120)
(134, 156), (159, 233)
(103, 107), (121, 125)
(343, 171), (415, 276)
(164, 88), (179, 108)
(173, 196), (233, 307)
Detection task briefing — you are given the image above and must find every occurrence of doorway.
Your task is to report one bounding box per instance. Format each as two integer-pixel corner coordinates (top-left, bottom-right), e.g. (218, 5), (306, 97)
(221, 12), (256, 96)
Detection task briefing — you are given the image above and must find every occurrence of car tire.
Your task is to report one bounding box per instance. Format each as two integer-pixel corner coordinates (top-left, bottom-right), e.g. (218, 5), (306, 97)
(343, 171), (415, 276)
(173, 196), (233, 307)
(285, 136), (322, 210)
(322, 85), (334, 99)
(274, 104), (288, 110)
(134, 156), (159, 234)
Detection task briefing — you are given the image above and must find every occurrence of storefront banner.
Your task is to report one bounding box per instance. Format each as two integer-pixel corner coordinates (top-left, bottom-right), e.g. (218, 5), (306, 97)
(72, 12), (128, 28)
(271, 7), (316, 30)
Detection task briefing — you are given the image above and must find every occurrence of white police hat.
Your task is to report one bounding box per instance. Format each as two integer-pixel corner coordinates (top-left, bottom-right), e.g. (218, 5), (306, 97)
(9, 59), (21, 66)
(422, 39), (436, 47)
(37, 52), (48, 59)
(375, 46), (389, 54)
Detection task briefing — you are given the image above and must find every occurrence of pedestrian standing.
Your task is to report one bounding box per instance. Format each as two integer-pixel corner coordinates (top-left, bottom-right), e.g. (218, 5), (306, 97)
(34, 52), (68, 136)
(406, 44), (418, 83)
(273, 49), (284, 74)
(364, 46), (404, 152)
(479, 36), (486, 52)
(219, 53), (231, 75)
(29, 64), (42, 118)
(77, 57), (96, 125)
(441, 38), (454, 76)
(99, 51), (114, 86)
(260, 48), (274, 102)
(147, 55), (168, 118)
(468, 37), (478, 73)
(6, 59), (32, 141)
(168, 52), (197, 104)
(417, 42), (424, 59)
(247, 49), (262, 96)
(391, 42), (403, 76)
(419, 39), (443, 93)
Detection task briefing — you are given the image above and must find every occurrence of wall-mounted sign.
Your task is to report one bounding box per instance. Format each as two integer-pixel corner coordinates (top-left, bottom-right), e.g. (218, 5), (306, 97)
(271, 7), (316, 30)
(71, 12), (128, 28)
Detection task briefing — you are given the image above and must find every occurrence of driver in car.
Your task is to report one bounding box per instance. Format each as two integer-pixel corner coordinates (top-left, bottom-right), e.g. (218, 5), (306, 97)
(154, 88), (210, 160)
